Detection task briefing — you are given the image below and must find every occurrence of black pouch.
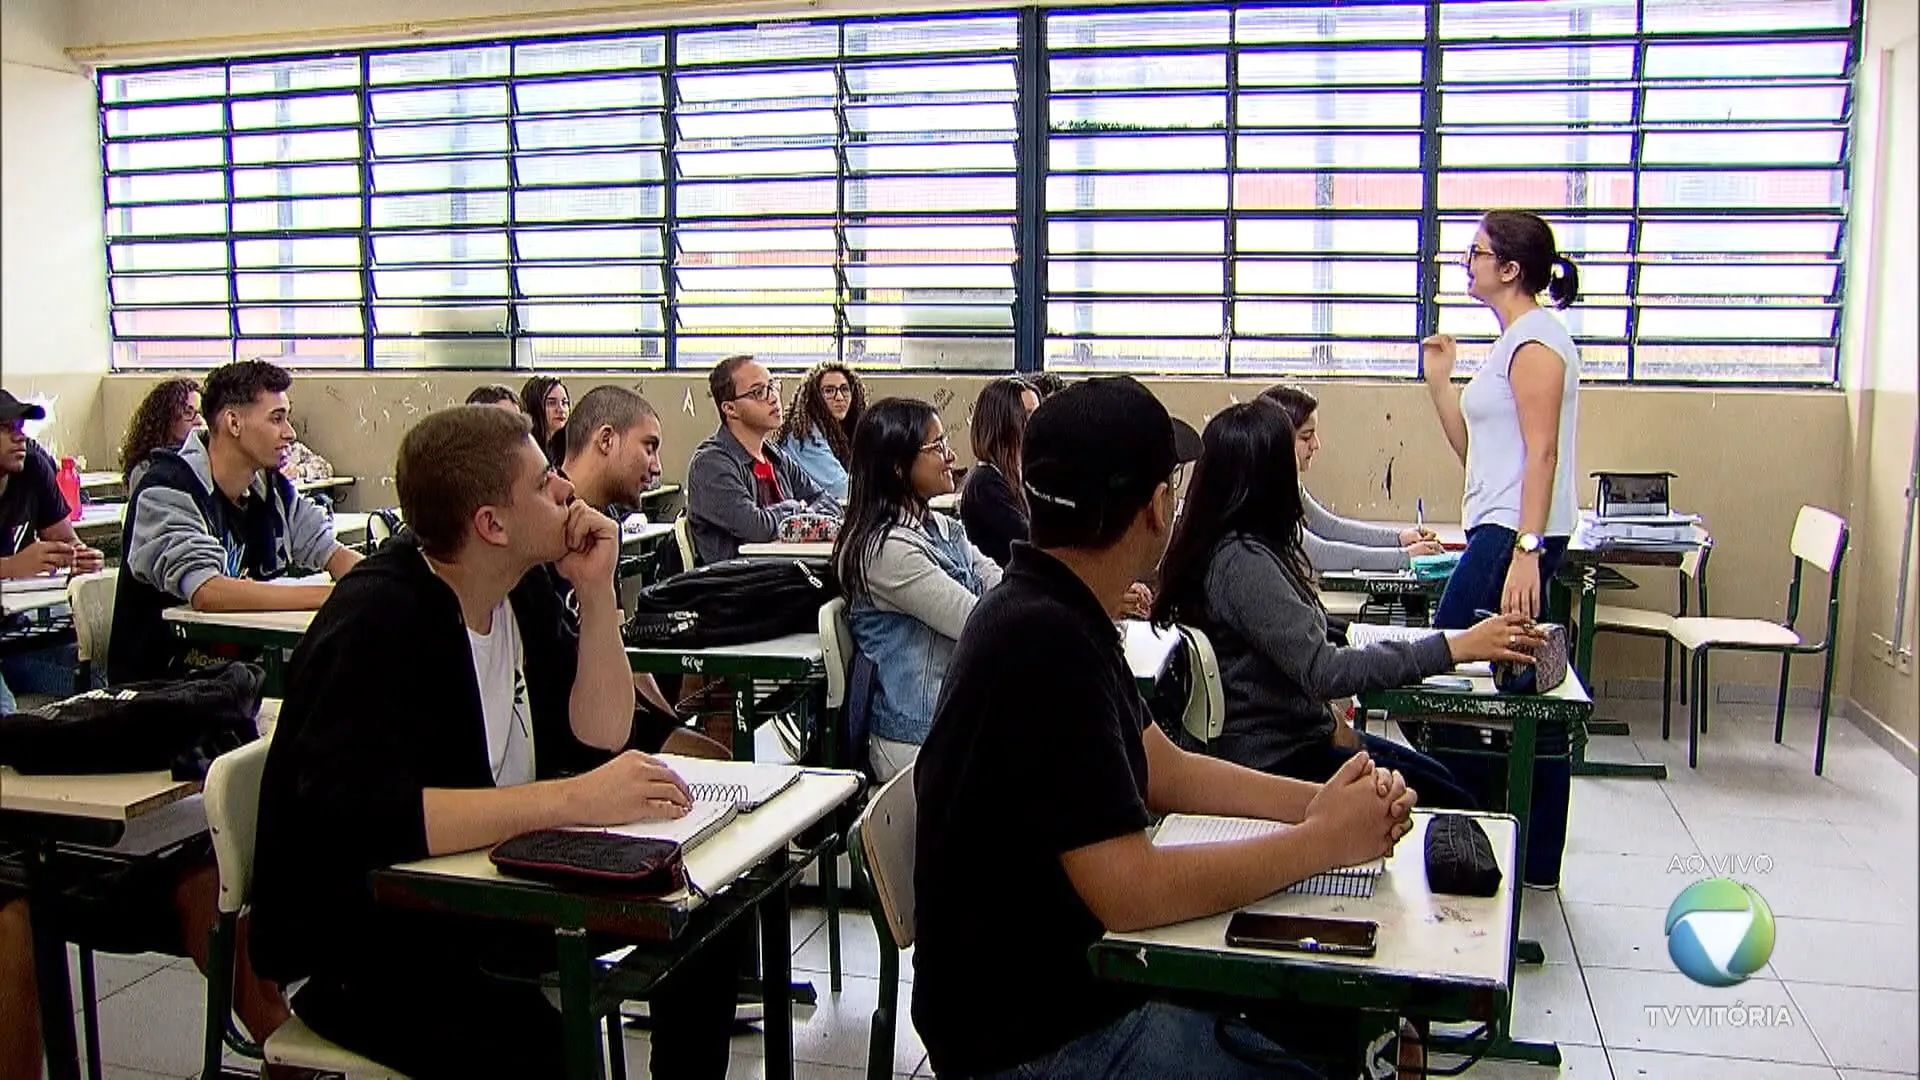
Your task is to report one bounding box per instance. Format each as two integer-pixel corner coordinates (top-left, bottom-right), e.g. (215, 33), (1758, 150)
(489, 830), (687, 897)
(1423, 813), (1502, 897)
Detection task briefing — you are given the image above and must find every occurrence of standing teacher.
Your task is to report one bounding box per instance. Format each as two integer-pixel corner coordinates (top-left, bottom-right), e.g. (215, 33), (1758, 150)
(1418, 209), (1582, 889)
(1422, 210), (1581, 629)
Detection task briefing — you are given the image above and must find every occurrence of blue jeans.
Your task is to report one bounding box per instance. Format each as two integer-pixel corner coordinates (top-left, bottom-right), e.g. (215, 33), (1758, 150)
(1427, 523), (1572, 887)
(979, 1002), (1396, 1080)
(1281, 731), (1480, 811)
(0, 643), (81, 713)
(1433, 524), (1568, 631)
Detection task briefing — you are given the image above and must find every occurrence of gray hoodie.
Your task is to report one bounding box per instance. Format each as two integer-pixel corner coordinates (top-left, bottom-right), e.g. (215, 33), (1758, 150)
(1303, 488), (1410, 573)
(124, 430), (340, 605)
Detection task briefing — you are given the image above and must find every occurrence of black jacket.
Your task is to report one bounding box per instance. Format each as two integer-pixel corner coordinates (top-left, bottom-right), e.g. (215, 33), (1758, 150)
(685, 424), (838, 566)
(249, 534), (610, 983)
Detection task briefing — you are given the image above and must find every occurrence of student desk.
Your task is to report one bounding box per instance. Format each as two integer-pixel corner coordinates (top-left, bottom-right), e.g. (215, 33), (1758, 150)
(67, 502), (125, 541)
(161, 607), (314, 694)
(1, 579), (78, 662)
(617, 520), (677, 584)
(371, 768), (862, 1080)
(639, 482), (682, 510)
(927, 492), (960, 515)
(296, 475), (356, 497)
(330, 511), (371, 548)
(1551, 525), (1710, 781)
(78, 471), (121, 495)
(736, 541), (833, 559)
(625, 632), (827, 763)
(0, 766), (201, 1080)
(2, 578), (72, 617)
(1090, 812), (1535, 1066)
(1122, 619), (1180, 692)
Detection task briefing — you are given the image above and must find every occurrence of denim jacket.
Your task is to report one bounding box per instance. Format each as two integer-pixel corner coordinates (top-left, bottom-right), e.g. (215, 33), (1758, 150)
(849, 513), (1001, 746)
(775, 429), (849, 501)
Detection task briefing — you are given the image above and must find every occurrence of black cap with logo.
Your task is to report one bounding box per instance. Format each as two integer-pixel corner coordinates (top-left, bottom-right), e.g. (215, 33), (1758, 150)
(0, 390), (47, 424)
(1022, 376), (1202, 530)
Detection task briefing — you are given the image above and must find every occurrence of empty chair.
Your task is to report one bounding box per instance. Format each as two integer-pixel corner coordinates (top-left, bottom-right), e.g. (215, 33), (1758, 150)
(847, 766), (916, 1080)
(1588, 543), (1711, 741)
(66, 568), (116, 692)
(1668, 506), (1848, 775)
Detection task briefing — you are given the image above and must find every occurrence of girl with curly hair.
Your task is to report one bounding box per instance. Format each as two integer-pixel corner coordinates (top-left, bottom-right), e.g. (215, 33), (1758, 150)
(775, 361), (866, 499)
(119, 377), (201, 488)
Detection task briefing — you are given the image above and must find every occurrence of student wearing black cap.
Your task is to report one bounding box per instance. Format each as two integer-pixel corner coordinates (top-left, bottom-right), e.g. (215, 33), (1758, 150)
(0, 389), (105, 712)
(912, 376), (1420, 1079)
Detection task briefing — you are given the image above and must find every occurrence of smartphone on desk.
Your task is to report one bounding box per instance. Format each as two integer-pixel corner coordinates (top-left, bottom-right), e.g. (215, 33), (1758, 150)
(1225, 913), (1378, 958)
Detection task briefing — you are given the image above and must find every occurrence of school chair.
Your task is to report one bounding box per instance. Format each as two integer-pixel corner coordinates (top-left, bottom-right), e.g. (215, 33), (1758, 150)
(1322, 592), (1368, 620)
(66, 568), (116, 692)
(847, 765), (916, 1080)
(807, 597), (857, 992)
(364, 507), (403, 551)
(672, 513), (696, 573)
(1176, 624), (1225, 751)
(200, 736), (408, 1079)
(1669, 506), (1849, 775)
(1587, 542), (1711, 741)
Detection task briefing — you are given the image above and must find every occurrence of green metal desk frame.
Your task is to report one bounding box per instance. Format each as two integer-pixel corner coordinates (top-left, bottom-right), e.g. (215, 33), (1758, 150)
(373, 837), (828, 1080)
(164, 619), (304, 697)
(1354, 682), (1592, 1067)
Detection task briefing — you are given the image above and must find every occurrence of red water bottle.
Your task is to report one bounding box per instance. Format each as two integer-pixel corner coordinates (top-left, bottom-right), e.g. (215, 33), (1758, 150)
(57, 457), (82, 516)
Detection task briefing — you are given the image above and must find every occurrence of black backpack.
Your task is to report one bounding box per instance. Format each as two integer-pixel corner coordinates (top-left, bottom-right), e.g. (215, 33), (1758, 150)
(0, 661), (264, 780)
(626, 558), (839, 649)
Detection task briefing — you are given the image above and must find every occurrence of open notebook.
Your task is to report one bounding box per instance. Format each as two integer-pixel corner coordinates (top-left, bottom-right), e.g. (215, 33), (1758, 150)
(1344, 623), (1489, 679)
(655, 755), (801, 811)
(1152, 814), (1385, 899)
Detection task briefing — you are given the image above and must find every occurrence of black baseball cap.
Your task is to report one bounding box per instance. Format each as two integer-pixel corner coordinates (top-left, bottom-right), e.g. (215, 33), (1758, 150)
(0, 391), (46, 424)
(1022, 376), (1202, 526)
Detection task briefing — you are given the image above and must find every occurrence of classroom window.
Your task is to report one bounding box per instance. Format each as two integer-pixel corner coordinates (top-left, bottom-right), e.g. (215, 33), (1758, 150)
(98, 0), (1858, 383)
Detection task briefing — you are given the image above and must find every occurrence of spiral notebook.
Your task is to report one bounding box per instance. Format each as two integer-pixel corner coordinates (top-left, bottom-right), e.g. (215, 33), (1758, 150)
(654, 756), (801, 811)
(1151, 814), (1384, 899)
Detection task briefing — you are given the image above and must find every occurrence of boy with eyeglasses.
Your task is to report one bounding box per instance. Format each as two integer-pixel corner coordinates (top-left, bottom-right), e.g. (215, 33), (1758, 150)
(685, 355), (841, 565)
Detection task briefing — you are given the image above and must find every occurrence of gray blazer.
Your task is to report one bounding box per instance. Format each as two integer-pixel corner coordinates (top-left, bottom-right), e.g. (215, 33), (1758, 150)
(685, 424), (840, 565)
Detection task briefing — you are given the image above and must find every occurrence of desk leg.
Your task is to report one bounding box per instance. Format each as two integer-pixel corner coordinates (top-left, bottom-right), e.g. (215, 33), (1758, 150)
(556, 928), (606, 1080)
(1564, 569), (1670, 781)
(28, 842), (82, 1080)
(759, 860), (796, 1080)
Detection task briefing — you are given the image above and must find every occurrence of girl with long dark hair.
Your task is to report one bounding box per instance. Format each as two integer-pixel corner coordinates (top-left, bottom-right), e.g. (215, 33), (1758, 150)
(119, 377), (201, 488)
(833, 398), (1001, 780)
(1152, 401), (1538, 807)
(1258, 383), (1442, 572)
(957, 376), (1038, 566)
(519, 376), (570, 464)
(776, 361), (867, 500)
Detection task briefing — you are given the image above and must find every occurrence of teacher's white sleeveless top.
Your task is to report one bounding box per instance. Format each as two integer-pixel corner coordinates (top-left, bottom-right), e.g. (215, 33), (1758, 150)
(1459, 307), (1581, 536)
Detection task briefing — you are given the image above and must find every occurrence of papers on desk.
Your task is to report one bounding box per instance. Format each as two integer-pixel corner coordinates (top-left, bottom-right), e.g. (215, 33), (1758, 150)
(1346, 623), (1443, 649)
(1577, 510), (1700, 547)
(655, 755), (800, 810)
(1153, 814), (1383, 898)
(602, 799), (737, 850)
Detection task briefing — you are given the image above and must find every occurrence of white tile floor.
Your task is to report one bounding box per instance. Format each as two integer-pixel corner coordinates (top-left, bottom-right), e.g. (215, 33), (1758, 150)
(45, 699), (1920, 1079)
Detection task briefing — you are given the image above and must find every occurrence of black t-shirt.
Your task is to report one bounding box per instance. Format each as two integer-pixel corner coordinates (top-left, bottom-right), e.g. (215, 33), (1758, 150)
(958, 463), (1029, 568)
(0, 441), (70, 561)
(911, 544), (1152, 1077)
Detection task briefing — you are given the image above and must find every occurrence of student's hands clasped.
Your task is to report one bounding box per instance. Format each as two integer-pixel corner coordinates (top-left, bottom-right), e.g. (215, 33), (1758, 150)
(554, 501), (619, 590)
(1304, 753), (1418, 867)
(567, 750), (694, 824)
(0, 538), (103, 579)
(1447, 612), (1546, 666)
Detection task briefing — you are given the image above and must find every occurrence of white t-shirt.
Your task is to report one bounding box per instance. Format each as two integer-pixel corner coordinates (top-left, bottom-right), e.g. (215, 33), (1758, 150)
(1459, 306), (1582, 536)
(467, 598), (535, 788)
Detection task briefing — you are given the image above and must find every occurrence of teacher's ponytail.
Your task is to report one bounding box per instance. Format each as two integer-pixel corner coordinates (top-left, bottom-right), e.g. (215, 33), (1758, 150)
(1546, 255), (1580, 310)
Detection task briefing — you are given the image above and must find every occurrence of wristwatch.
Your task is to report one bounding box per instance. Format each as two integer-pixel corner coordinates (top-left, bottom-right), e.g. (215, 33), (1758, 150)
(1514, 532), (1545, 556)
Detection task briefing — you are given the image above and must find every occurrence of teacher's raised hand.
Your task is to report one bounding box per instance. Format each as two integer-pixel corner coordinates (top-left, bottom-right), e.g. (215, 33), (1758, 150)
(1420, 333), (1458, 384)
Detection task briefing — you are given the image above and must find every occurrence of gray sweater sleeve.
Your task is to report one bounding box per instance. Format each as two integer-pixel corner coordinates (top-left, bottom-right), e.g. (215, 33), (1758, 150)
(125, 486), (228, 603)
(284, 493), (342, 571)
(1304, 529), (1411, 573)
(1301, 489), (1409, 571)
(1208, 539), (1453, 700)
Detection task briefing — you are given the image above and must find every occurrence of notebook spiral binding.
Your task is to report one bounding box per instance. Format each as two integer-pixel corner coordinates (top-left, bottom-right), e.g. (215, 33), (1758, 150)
(1284, 873), (1377, 899)
(690, 781), (751, 806)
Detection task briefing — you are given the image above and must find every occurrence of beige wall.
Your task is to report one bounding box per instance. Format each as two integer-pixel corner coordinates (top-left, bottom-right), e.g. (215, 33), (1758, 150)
(99, 372), (1851, 689)
(1837, 0), (1920, 746)
(1, 0), (112, 458)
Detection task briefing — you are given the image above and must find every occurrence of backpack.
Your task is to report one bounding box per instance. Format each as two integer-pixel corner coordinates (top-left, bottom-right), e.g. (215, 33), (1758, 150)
(626, 558), (839, 649)
(0, 661), (264, 780)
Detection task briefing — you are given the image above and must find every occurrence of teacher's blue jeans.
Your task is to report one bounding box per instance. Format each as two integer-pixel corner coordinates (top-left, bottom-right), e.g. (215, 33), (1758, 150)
(1427, 523), (1572, 887)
